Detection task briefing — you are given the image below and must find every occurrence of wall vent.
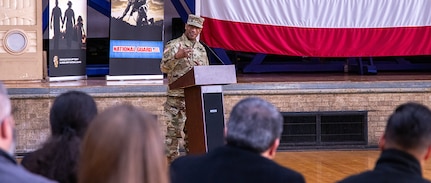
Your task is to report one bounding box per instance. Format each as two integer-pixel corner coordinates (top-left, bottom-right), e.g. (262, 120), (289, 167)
(279, 111), (367, 149)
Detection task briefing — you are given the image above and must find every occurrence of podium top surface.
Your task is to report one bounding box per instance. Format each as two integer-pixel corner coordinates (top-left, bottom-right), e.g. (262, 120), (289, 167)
(169, 65), (237, 89)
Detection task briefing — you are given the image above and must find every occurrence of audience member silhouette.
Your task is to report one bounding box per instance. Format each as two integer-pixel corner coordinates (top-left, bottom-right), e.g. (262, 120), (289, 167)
(78, 104), (168, 183)
(0, 82), (56, 183)
(170, 97), (306, 183)
(21, 91), (98, 183)
(338, 102), (431, 183)
(79, 104), (168, 183)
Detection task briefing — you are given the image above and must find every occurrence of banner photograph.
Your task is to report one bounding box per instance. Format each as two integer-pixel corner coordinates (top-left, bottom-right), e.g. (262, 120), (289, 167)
(200, 0), (431, 57)
(109, 0), (164, 76)
(48, 0), (87, 77)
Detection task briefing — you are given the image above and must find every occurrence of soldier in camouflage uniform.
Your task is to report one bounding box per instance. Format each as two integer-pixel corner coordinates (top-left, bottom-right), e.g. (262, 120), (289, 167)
(161, 14), (209, 162)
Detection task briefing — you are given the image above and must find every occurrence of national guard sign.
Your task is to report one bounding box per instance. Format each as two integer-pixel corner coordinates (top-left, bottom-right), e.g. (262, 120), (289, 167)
(108, 0), (164, 80)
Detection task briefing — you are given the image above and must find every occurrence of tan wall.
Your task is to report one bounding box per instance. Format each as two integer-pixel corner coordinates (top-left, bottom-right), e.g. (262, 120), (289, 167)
(0, 0), (43, 80)
(11, 90), (431, 153)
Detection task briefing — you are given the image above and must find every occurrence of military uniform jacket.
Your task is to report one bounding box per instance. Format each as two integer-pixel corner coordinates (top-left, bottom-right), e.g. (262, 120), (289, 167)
(338, 149), (431, 183)
(161, 34), (209, 97)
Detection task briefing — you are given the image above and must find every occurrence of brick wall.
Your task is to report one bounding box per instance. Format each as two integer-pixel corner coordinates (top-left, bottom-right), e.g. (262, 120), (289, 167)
(223, 92), (431, 147)
(12, 93), (167, 153)
(11, 89), (431, 153)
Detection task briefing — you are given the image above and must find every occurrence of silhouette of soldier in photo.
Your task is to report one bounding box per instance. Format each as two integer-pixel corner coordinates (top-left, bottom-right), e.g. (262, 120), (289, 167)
(136, 4), (148, 26)
(50, 0), (62, 50)
(119, 0), (147, 22)
(75, 16), (86, 49)
(62, 1), (75, 48)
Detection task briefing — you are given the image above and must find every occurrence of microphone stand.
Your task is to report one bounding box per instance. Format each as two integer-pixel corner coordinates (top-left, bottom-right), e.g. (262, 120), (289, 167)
(199, 40), (227, 64)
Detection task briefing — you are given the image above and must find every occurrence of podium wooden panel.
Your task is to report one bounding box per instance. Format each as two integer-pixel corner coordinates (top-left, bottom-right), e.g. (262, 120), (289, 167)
(169, 65), (236, 154)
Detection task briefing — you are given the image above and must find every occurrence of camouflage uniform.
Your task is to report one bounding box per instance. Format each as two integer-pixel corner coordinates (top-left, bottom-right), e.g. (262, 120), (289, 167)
(161, 34), (209, 162)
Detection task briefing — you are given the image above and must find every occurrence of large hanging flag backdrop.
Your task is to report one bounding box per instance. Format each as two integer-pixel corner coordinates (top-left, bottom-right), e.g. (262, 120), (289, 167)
(200, 0), (431, 57)
(48, 0), (87, 80)
(108, 0), (164, 79)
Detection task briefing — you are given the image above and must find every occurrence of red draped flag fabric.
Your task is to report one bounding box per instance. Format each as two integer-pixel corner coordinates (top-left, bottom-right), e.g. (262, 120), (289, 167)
(199, 0), (431, 57)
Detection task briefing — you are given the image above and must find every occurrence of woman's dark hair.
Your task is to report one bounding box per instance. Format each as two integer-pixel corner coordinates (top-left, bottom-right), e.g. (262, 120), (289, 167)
(49, 91), (97, 138)
(21, 91), (98, 183)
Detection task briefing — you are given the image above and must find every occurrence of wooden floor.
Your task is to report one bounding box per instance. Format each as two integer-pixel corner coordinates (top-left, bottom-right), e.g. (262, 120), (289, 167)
(274, 150), (431, 183)
(16, 150), (431, 182)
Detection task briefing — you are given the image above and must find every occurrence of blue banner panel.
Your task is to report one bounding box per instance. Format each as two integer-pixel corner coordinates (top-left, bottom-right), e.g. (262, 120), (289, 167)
(109, 40), (163, 59)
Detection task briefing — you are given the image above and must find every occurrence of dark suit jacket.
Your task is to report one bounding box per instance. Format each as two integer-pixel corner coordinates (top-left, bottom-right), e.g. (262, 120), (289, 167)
(170, 145), (305, 183)
(21, 147), (78, 183)
(338, 149), (431, 183)
(0, 149), (56, 183)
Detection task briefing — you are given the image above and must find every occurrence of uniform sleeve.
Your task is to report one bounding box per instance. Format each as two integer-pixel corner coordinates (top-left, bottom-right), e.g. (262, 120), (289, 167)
(160, 41), (179, 73)
(194, 44), (210, 66)
(202, 50), (209, 66)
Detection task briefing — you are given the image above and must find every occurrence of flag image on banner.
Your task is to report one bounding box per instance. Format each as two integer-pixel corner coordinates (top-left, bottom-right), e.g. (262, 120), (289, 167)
(200, 0), (431, 57)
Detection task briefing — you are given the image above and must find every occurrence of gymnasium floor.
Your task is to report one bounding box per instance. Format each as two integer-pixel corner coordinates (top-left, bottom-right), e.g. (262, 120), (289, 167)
(275, 150), (431, 183)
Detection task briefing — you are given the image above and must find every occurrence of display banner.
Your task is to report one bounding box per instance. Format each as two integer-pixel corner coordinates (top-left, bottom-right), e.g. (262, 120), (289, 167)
(48, 0), (87, 81)
(109, 0), (164, 79)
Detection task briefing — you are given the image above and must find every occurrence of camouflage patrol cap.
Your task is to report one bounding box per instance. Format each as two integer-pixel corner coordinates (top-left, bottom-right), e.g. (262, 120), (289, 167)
(186, 14), (204, 28)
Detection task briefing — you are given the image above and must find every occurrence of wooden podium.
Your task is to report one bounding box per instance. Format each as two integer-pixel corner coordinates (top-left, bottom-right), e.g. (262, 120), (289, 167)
(169, 65), (237, 154)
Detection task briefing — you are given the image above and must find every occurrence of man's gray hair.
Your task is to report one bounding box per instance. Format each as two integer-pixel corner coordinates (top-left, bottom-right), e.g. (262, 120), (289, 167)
(226, 97), (283, 153)
(0, 82), (11, 123)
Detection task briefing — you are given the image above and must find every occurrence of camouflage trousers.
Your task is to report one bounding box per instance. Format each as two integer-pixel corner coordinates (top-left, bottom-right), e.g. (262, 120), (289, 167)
(164, 96), (188, 162)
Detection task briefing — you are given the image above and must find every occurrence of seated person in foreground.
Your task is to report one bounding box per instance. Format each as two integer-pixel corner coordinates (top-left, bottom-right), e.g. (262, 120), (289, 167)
(170, 97), (305, 183)
(338, 102), (431, 183)
(0, 82), (56, 183)
(21, 91), (98, 183)
(78, 104), (169, 183)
